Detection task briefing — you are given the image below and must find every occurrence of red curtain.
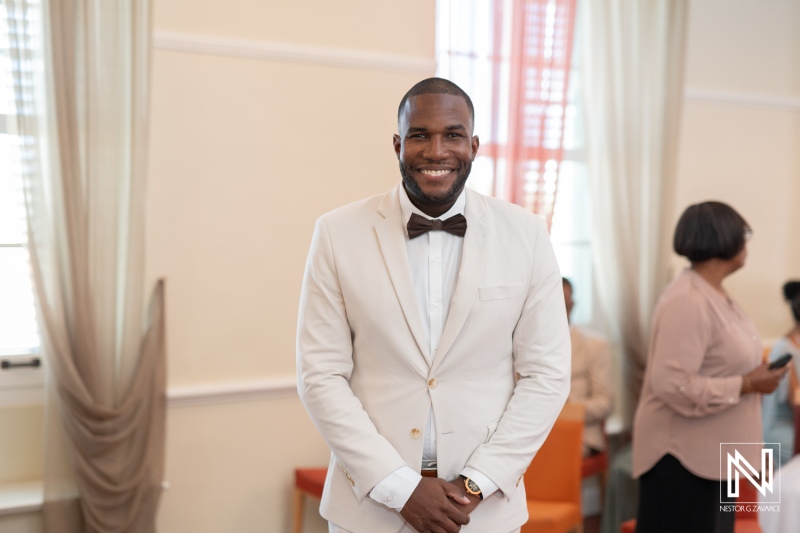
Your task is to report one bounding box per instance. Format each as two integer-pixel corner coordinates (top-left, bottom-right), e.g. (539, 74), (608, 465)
(439, 0), (577, 227)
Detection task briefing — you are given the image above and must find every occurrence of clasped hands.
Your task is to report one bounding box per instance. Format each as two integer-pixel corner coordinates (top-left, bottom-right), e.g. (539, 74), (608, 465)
(399, 476), (481, 533)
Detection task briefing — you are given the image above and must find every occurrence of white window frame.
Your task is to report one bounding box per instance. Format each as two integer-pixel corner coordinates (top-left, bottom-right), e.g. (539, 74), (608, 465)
(0, 0), (44, 406)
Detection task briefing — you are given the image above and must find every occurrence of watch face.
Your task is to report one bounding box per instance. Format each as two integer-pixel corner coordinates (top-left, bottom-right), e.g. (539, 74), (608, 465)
(466, 478), (481, 494)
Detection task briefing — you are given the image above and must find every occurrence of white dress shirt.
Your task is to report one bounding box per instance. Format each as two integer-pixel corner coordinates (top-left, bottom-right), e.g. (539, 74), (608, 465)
(369, 186), (499, 510)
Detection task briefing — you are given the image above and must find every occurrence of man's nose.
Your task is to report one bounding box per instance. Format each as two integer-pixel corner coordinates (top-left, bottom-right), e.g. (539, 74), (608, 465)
(424, 136), (448, 159)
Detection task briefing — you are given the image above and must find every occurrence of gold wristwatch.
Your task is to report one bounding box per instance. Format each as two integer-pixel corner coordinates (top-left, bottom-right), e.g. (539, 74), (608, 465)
(463, 476), (483, 499)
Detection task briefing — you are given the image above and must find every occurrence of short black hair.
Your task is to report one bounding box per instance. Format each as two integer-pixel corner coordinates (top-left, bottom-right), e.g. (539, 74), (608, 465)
(673, 201), (750, 263)
(397, 77), (475, 126)
(562, 277), (572, 289)
(783, 280), (800, 322)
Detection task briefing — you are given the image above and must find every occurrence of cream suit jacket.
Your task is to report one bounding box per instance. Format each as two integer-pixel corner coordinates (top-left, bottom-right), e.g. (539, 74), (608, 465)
(296, 184), (571, 532)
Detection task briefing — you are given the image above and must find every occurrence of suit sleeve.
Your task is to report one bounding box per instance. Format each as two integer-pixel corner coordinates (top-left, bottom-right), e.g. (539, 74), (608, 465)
(296, 218), (407, 501)
(464, 217), (572, 500)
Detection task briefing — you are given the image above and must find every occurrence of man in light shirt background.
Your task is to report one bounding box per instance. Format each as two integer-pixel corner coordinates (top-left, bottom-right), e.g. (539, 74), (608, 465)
(562, 277), (614, 458)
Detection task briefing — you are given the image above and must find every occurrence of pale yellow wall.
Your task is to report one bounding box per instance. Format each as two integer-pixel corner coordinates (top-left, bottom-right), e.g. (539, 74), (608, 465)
(673, 0), (800, 339)
(158, 398), (330, 532)
(154, 0), (434, 58)
(0, 404), (43, 533)
(146, 51), (424, 383)
(147, 0), (435, 385)
(683, 0), (799, 96)
(0, 405), (43, 483)
(145, 1), (436, 531)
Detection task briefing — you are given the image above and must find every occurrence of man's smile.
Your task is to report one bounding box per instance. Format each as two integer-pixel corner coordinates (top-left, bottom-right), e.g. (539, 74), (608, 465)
(419, 169), (452, 176)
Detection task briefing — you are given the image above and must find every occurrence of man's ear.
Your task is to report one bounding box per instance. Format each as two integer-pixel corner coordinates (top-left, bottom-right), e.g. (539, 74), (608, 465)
(393, 134), (402, 158)
(471, 135), (480, 160)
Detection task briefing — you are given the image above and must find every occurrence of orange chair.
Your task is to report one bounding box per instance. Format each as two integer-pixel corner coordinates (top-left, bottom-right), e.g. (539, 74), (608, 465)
(619, 481), (763, 533)
(522, 403), (585, 533)
(293, 467), (327, 533)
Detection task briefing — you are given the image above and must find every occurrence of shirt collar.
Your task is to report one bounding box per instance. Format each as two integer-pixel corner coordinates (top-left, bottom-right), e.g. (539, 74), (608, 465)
(399, 184), (466, 235)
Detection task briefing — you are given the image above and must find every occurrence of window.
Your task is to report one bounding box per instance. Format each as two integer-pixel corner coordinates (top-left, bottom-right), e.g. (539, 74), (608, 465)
(436, 0), (593, 325)
(0, 1), (43, 404)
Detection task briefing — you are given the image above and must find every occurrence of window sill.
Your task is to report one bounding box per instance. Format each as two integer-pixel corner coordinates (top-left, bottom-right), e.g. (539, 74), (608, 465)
(0, 480), (43, 516)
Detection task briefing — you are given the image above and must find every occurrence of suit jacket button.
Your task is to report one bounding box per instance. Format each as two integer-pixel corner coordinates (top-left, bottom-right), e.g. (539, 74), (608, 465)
(428, 378), (438, 389)
(411, 428), (421, 439)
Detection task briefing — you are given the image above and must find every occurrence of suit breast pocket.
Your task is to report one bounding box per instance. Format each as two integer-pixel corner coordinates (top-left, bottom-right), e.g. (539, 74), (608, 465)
(479, 284), (526, 301)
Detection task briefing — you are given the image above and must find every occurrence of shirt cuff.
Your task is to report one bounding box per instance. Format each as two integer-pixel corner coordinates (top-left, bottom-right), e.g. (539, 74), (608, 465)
(369, 466), (421, 510)
(460, 466), (499, 499)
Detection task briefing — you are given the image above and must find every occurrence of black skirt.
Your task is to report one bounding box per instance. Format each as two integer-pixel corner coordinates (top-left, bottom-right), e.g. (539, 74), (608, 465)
(635, 454), (735, 533)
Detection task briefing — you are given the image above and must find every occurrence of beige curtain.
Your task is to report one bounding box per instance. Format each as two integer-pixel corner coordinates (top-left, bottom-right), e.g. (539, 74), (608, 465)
(8, 0), (166, 531)
(579, 0), (688, 424)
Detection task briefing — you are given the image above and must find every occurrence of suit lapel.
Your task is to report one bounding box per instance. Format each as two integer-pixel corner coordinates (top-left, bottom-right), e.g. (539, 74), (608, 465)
(431, 190), (489, 373)
(375, 187), (432, 365)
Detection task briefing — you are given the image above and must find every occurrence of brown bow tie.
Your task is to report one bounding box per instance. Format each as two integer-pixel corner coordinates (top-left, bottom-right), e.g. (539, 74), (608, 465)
(407, 213), (467, 239)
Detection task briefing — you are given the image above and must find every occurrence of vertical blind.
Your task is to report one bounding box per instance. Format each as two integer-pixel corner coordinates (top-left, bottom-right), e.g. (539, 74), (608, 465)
(437, 0), (577, 227)
(0, 0), (40, 356)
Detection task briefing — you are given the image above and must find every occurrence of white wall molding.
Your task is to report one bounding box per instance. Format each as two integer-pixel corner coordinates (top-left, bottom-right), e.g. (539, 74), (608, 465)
(167, 376), (297, 407)
(2, 376), (300, 409)
(153, 31), (436, 75)
(0, 481), (43, 516)
(684, 88), (800, 111)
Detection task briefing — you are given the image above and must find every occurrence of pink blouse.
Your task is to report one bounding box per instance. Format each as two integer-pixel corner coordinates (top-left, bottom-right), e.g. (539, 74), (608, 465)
(632, 269), (763, 480)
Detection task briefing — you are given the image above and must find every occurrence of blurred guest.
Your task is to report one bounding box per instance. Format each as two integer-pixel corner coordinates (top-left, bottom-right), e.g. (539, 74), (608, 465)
(632, 201), (789, 533)
(762, 280), (800, 466)
(563, 277), (614, 457)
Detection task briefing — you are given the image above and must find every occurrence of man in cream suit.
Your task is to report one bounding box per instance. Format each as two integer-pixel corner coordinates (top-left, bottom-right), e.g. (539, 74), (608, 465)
(297, 78), (571, 533)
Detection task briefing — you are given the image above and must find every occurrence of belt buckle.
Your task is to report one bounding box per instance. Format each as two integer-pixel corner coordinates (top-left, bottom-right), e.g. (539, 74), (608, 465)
(421, 460), (438, 478)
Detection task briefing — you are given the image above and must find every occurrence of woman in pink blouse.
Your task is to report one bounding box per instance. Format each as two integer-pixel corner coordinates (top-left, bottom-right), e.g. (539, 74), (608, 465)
(632, 201), (789, 533)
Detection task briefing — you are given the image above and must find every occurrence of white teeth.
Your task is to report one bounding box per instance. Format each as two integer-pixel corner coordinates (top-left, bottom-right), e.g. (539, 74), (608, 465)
(421, 169), (450, 176)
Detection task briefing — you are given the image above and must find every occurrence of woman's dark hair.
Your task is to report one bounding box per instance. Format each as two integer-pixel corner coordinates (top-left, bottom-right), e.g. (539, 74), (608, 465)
(783, 280), (800, 322)
(673, 201), (750, 263)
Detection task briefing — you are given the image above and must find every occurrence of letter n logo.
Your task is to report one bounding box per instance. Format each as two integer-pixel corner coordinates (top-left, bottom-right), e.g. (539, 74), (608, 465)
(720, 443), (780, 504)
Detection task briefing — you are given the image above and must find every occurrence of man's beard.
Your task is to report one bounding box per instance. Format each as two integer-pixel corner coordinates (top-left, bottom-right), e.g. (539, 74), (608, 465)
(399, 160), (472, 207)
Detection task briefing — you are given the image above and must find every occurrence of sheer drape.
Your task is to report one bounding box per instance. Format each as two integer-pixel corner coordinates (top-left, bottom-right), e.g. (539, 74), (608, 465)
(438, 0), (577, 226)
(579, 0), (688, 422)
(7, 0), (166, 531)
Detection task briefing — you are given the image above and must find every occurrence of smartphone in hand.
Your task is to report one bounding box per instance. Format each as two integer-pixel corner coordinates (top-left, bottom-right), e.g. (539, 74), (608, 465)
(768, 353), (793, 370)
